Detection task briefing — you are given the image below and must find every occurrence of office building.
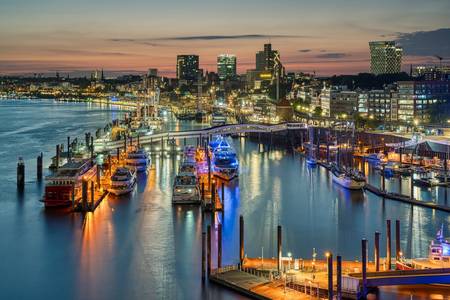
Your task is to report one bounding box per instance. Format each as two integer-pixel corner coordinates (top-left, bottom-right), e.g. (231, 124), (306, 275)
(367, 88), (397, 121)
(255, 43), (283, 77)
(176, 55), (199, 81)
(217, 54), (237, 80)
(369, 41), (403, 75)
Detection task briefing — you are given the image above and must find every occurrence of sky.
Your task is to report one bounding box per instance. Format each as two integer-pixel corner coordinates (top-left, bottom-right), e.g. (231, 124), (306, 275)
(1, 0), (450, 77)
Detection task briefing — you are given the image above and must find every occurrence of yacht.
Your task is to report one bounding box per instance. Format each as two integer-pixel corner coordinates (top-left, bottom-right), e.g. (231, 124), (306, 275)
(108, 167), (136, 195)
(172, 172), (200, 204)
(331, 165), (366, 190)
(126, 148), (150, 172)
(212, 138), (239, 181)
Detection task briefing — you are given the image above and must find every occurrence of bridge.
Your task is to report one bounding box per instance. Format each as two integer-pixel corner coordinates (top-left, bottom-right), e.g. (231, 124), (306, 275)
(94, 122), (307, 152)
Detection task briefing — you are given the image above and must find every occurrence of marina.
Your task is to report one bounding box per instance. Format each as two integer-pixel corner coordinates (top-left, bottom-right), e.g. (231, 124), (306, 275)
(1, 99), (450, 299)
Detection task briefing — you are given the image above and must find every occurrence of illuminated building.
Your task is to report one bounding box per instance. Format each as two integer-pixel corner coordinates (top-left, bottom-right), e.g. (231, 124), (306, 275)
(397, 81), (450, 122)
(176, 55), (199, 81)
(217, 54), (237, 81)
(367, 88), (397, 121)
(369, 41), (403, 75)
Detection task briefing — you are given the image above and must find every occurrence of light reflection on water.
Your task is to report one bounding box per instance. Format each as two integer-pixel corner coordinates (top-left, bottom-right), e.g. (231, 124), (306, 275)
(0, 99), (450, 299)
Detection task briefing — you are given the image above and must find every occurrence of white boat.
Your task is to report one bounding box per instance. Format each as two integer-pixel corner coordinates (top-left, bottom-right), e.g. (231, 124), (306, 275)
(212, 138), (239, 181)
(126, 148), (150, 172)
(172, 172), (200, 204)
(108, 167), (136, 195)
(331, 166), (366, 190)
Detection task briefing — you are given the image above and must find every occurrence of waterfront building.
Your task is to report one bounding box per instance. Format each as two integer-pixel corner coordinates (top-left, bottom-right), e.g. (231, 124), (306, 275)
(320, 85), (357, 118)
(397, 80), (450, 123)
(369, 41), (403, 75)
(275, 98), (294, 121)
(367, 88), (397, 121)
(217, 54), (237, 81)
(411, 65), (450, 81)
(357, 91), (368, 115)
(176, 55), (199, 81)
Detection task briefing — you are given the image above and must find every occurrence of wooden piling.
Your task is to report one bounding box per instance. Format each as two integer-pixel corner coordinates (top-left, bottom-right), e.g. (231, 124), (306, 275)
(211, 182), (216, 211)
(239, 215), (244, 266)
(202, 231), (206, 281)
(327, 253), (333, 300)
(218, 223), (222, 268)
(396, 220), (401, 261)
(67, 136), (71, 162)
(82, 179), (88, 211)
(277, 225), (282, 272)
(221, 182), (225, 211)
(90, 181), (95, 211)
(90, 136), (94, 159)
(381, 164), (386, 192)
(336, 255), (342, 300)
(207, 225), (211, 277)
(410, 170), (414, 199)
(386, 220), (392, 270)
(17, 158), (25, 190)
(37, 152), (43, 181)
(375, 231), (380, 271)
(362, 239), (368, 298)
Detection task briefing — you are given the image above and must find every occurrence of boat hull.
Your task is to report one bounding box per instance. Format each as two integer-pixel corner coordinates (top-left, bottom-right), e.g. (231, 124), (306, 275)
(332, 174), (366, 190)
(172, 188), (200, 204)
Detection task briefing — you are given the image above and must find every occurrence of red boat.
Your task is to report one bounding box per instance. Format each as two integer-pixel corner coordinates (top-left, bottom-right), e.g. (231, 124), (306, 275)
(42, 159), (97, 208)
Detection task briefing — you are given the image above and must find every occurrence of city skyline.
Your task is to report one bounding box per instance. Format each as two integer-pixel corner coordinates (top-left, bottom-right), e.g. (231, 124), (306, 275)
(1, 0), (450, 76)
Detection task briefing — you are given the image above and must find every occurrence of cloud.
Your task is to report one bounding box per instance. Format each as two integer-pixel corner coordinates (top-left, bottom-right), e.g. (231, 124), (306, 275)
(395, 28), (450, 56)
(47, 49), (135, 57)
(298, 49), (311, 53)
(315, 53), (348, 59)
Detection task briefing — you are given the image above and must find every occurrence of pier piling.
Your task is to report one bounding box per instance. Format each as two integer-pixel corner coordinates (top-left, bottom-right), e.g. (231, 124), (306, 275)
(410, 171), (414, 199)
(116, 148), (120, 161)
(90, 181), (95, 211)
(17, 158), (25, 190)
(37, 152), (43, 181)
(336, 255), (342, 300)
(277, 225), (282, 273)
(327, 252), (333, 300)
(362, 239), (368, 298)
(207, 225), (211, 277)
(396, 220), (401, 261)
(221, 182), (225, 212)
(381, 164), (386, 192)
(82, 179), (88, 211)
(202, 232), (206, 281)
(90, 136), (94, 159)
(218, 223), (222, 268)
(239, 215), (244, 267)
(67, 136), (71, 161)
(375, 231), (380, 271)
(386, 220), (392, 270)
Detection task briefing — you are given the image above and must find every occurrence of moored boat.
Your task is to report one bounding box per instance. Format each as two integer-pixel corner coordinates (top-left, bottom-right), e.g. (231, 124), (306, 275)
(126, 148), (150, 172)
(331, 165), (366, 190)
(172, 172), (200, 204)
(108, 167), (136, 195)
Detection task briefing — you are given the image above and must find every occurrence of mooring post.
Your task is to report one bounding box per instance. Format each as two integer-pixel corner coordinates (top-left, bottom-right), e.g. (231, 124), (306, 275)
(56, 144), (60, 170)
(90, 136), (94, 159)
(336, 255), (342, 300)
(207, 225), (211, 277)
(239, 215), (244, 267)
(82, 179), (88, 211)
(96, 164), (100, 189)
(211, 182), (216, 211)
(90, 181), (95, 211)
(375, 231), (380, 271)
(67, 136), (71, 162)
(221, 182), (225, 211)
(327, 252), (333, 300)
(37, 152), (43, 181)
(410, 170), (414, 199)
(362, 239), (368, 298)
(396, 220), (401, 261)
(201, 182), (205, 202)
(277, 225), (282, 273)
(218, 223), (222, 268)
(202, 232), (206, 281)
(17, 157), (25, 190)
(386, 219), (392, 270)
(116, 147), (120, 162)
(382, 164), (386, 192)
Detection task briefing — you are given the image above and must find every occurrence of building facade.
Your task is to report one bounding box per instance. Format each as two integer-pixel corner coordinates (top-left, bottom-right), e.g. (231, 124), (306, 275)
(369, 41), (403, 75)
(367, 89), (397, 121)
(217, 54), (237, 81)
(176, 55), (199, 81)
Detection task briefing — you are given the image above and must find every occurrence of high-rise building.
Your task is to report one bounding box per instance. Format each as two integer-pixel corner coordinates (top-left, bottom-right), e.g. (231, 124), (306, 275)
(147, 68), (158, 77)
(217, 54), (237, 80)
(255, 43), (283, 75)
(369, 41), (403, 75)
(176, 55), (199, 81)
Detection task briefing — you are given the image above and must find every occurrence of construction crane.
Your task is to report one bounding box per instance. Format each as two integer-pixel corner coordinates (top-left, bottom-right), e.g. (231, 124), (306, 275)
(435, 55), (443, 68)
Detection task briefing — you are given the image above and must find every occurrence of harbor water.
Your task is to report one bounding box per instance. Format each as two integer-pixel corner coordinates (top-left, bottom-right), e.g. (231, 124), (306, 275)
(0, 99), (449, 299)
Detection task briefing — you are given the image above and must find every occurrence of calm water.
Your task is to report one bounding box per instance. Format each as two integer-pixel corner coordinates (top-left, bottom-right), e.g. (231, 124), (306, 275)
(0, 99), (449, 299)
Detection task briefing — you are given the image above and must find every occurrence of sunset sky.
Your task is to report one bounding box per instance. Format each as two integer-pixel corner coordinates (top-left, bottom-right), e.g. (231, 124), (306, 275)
(1, 0), (449, 76)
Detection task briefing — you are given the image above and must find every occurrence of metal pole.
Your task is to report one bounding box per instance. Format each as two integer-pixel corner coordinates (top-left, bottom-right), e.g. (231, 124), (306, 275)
(375, 231), (380, 272)
(240, 215), (244, 267)
(277, 225), (282, 273)
(387, 220), (391, 270)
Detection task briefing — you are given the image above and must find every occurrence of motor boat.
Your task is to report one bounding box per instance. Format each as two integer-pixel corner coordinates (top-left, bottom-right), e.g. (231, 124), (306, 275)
(126, 148), (150, 172)
(108, 167), (136, 195)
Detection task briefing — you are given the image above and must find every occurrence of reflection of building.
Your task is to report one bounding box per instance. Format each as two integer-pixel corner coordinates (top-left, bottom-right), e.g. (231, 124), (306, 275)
(397, 81), (450, 123)
(369, 41), (402, 75)
(217, 54), (237, 80)
(176, 55), (199, 81)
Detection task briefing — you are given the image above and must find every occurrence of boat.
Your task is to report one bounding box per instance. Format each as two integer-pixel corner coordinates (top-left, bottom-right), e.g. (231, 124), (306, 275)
(306, 157), (317, 167)
(211, 138), (239, 181)
(331, 165), (366, 190)
(413, 176), (441, 188)
(108, 167), (136, 195)
(172, 172), (200, 204)
(125, 148), (150, 172)
(42, 159), (97, 208)
(364, 152), (385, 162)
